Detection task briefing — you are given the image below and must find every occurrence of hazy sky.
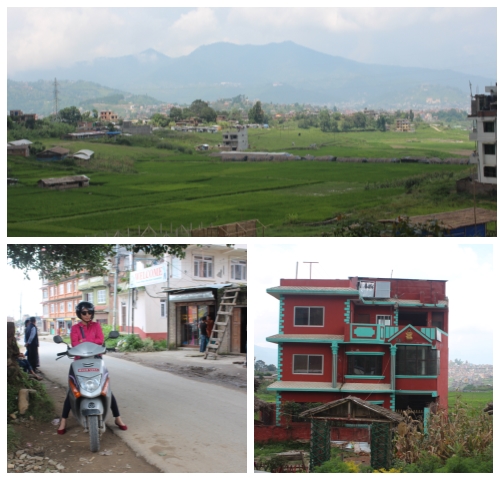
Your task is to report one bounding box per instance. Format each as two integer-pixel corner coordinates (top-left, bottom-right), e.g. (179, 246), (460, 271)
(7, 6), (497, 79)
(252, 241), (495, 365)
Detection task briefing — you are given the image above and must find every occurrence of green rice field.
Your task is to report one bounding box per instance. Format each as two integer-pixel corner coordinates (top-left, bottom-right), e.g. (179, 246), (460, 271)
(7, 124), (495, 237)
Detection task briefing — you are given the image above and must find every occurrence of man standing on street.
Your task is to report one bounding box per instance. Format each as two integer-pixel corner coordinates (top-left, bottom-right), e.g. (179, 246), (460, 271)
(199, 316), (208, 353)
(25, 317), (40, 372)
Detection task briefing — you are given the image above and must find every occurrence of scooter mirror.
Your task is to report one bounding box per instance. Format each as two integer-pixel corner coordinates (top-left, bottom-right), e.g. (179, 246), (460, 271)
(108, 331), (120, 339)
(53, 335), (64, 344)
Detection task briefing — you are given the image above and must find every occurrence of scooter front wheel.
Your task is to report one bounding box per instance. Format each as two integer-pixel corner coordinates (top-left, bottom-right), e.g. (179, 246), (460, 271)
(88, 416), (100, 452)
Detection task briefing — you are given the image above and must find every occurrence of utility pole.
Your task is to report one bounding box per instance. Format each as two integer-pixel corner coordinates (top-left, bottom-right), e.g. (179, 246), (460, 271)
(112, 244), (119, 330)
(53, 78), (59, 121)
(131, 251), (135, 335)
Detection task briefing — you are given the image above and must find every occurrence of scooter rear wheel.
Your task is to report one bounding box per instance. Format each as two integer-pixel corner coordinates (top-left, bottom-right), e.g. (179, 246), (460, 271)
(88, 416), (100, 452)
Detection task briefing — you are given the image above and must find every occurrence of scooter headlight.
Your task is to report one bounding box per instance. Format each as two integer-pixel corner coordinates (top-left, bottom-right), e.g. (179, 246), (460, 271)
(77, 375), (102, 393)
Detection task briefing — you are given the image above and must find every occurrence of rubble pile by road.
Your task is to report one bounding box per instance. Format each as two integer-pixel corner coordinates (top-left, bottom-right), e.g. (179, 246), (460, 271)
(8, 449), (65, 473)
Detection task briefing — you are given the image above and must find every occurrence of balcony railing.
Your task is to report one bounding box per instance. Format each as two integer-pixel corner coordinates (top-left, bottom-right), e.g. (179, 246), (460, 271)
(348, 324), (441, 343)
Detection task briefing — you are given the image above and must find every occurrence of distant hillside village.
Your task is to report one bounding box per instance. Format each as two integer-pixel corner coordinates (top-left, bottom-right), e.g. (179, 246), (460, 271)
(448, 360), (493, 391)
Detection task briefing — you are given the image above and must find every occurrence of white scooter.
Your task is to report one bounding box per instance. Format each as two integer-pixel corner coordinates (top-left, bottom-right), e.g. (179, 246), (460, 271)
(54, 331), (119, 452)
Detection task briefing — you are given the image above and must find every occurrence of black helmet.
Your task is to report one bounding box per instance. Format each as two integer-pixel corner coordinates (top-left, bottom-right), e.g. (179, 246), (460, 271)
(76, 301), (95, 320)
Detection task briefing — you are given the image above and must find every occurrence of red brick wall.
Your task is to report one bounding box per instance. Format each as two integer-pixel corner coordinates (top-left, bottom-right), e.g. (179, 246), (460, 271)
(254, 424), (369, 443)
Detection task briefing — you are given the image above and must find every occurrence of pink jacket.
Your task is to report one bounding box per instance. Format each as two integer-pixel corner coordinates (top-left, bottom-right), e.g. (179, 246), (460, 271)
(71, 321), (104, 347)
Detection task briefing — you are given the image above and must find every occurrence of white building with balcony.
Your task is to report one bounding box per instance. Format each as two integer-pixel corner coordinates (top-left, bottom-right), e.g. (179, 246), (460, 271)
(116, 245), (247, 354)
(469, 84), (497, 185)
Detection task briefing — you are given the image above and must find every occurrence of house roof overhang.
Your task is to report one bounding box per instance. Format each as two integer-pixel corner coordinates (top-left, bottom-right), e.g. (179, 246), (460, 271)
(267, 381), (392, 393)
(299, 395), (404, 423)
(266, 334), (343, 344)
(266, 286), (359, 299)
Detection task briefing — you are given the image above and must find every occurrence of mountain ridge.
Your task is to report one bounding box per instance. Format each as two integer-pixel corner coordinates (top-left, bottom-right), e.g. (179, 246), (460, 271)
(8, 41), (491, 108)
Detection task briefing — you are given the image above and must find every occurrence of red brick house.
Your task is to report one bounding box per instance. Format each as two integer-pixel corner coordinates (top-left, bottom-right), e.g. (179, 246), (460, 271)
(266, 276), (449, 425)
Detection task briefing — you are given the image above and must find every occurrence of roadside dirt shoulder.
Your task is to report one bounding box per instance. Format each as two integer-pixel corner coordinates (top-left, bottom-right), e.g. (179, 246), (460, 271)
(109, 350), (248, 391)
(8, 377), (160, 473)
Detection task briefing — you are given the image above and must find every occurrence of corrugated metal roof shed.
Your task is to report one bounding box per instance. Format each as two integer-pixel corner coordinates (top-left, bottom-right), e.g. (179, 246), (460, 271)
(8, 139), (33, 146)
(72, 149), (94, 160)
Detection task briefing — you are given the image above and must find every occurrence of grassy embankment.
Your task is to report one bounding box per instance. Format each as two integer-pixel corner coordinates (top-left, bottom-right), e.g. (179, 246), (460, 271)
(8, 124), (495, 237)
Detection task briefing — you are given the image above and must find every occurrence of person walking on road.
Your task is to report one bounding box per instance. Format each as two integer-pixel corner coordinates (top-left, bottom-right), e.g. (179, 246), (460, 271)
(57, 301), (127, 435)
(199, 316), (208, 353)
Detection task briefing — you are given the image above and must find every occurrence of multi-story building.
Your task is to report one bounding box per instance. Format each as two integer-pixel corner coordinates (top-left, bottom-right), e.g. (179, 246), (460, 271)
(41, 275), (84, 335)
(222, 127), (248, 151)
(77, 274), (114, 325)
(10, 110), (38, 122)
(395, 119), (411, 132)
(266, 276), (449, 424)
(99, 110), (119, 122)
(469, 84), (497, 185)
(116, 245), (247, 354)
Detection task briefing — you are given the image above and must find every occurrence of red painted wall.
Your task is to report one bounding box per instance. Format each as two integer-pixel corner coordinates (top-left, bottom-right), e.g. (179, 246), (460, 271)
(119, 325), (167, 341)
(396, 378), (438, 391)
(281, 343), (332, 382)
(352, 305), (394, 323)
(283, 295), (346, 335)
(356, 278), (447, 303)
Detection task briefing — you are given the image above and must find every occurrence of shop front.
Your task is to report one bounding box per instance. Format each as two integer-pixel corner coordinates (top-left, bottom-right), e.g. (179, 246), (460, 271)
(166, 284), (247, 354)
(169, 290), (216, 348)
(56, 318), (73, 336)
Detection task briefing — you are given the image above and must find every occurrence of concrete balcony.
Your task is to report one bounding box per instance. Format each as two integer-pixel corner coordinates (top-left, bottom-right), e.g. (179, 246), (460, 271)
(346, 323), (442, 343)
(78, 276), (108, 290)
(469, 152), (479, 164)
(469, 129), (478, 141)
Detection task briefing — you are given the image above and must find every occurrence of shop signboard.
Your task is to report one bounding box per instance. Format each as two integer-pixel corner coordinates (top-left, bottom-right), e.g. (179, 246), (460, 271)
(130, 264), (167, 288)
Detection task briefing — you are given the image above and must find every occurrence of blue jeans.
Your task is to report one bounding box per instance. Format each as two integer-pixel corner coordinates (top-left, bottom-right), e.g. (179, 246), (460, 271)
(199, 335), (208, 352)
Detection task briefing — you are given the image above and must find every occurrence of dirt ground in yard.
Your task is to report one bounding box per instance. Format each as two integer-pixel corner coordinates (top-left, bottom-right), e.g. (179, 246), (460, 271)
(8, 377), (160, 473)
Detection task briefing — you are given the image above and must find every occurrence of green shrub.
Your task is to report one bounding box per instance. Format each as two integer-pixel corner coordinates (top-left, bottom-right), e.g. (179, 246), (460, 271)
(118, 334), (144, 352)
(436, 454), (491, 473)
(157, 142), (175, 150)
(154, 339), (167, 350)
(7, 424), (20, 453)
(116, 137), (131, 146)
(402, 452), (443, 472)
(141, 338), (156, 352)
(313, 455), (351, 473)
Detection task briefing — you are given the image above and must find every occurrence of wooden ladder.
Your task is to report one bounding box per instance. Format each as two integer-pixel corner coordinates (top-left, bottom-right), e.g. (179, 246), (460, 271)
(204, 287), (240, 359)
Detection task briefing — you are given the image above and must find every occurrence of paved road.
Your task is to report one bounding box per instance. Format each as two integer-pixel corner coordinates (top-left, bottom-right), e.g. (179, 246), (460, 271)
(38, 341), (247, 473)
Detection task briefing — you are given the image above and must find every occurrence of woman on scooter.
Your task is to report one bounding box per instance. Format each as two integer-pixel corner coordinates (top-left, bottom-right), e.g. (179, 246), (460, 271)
(57, 301), (127, 434)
